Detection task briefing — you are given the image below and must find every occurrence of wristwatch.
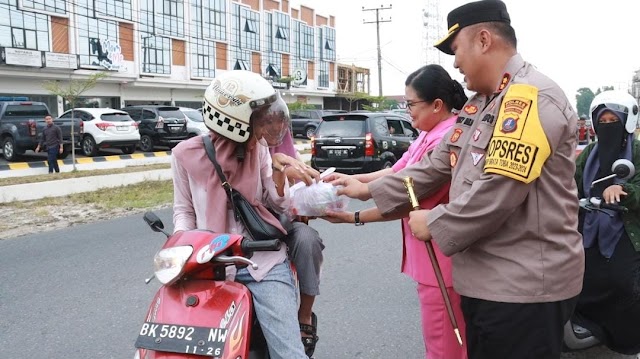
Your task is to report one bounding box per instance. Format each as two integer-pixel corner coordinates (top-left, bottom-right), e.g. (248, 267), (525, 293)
(354, 210), (365, 226)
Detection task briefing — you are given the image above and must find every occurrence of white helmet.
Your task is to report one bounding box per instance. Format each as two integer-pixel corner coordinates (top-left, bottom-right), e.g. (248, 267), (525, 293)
(589, 90), (639, 134)
(203, 70), (289, 144)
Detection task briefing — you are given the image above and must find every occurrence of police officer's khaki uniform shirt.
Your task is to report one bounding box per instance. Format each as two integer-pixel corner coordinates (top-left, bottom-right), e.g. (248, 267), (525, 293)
(370, 54), (584, 303)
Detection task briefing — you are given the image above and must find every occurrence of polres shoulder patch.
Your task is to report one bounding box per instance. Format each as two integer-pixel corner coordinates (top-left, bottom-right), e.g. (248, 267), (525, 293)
(484, 84), (551, 183)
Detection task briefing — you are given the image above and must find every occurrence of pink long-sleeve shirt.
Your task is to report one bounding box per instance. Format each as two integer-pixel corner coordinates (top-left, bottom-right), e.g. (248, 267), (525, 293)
(172, 144), (291, 281)
(392, 116), (456, 287)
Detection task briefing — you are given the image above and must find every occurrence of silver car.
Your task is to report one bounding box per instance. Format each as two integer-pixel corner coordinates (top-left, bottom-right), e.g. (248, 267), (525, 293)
(180, 107), (208, 137)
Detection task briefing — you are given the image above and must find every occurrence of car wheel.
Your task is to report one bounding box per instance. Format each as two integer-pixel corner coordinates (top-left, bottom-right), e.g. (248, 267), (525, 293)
(305, 126), (317, 139)
(139, 135), (154, 152)
(2, 136), (18, 161)
(81, 136), (98, 157)
(382, 160), (393, 170)
(121, 145), (135, 154)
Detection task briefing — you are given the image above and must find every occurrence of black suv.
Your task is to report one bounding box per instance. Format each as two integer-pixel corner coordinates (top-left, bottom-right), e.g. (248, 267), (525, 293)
(290, 109), (346, 139)
(121, 105), (189, 151)
(311, 112), (418, 174)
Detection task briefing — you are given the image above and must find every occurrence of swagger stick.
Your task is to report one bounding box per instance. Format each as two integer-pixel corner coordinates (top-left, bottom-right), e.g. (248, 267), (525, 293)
(403, 176), (463, 346)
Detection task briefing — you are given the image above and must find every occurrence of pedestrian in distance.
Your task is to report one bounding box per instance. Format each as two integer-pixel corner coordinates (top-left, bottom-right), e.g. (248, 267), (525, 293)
(330, 1), (584, 358)
(574, 90), (640, 355)
(171, 70), (316, 359)
(323, 64), (468, 359)
(35, 114), (63, 173)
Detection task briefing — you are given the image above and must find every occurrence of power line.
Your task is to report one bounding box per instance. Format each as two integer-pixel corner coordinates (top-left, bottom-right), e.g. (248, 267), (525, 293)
(381, 55), (407, 76)
(362, 4), (392, 97)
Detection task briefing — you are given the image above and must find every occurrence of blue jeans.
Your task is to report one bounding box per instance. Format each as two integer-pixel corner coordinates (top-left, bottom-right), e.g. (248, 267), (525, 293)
(46, 147), (60, 173)
(235, 261), (307, 359)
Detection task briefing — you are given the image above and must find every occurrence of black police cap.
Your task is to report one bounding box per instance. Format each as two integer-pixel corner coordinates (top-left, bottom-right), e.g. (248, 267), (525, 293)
(434, 0), (511, 55)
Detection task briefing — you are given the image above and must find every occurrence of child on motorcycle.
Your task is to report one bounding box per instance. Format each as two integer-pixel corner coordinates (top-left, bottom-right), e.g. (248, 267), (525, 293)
(171, 70), (318, 359)
(574, 90), (640, 355)
(270, 128), (324, 356)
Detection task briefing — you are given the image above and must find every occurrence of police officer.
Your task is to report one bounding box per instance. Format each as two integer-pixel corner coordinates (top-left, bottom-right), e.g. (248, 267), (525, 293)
(333, 1), (583, 358)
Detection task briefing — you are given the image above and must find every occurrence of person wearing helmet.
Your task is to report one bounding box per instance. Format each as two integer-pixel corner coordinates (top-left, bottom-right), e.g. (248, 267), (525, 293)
(171, 70), (317, 358)
(573, 90), (640, 355)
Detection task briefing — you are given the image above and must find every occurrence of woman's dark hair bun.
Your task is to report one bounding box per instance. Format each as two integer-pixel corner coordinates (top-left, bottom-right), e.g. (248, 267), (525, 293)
(451, 80), (468, 110)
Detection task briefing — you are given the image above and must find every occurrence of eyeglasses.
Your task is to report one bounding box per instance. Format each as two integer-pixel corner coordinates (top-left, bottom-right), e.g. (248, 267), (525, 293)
(404, 100), (428, 110)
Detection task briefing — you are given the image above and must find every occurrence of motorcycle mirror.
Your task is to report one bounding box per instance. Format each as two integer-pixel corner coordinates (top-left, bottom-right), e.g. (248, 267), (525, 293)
(143, 211), (165, 232)
(611, 159), (635, 180)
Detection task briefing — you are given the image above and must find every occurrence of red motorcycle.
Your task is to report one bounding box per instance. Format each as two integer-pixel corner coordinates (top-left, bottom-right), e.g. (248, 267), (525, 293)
(134, 211), (284, 359)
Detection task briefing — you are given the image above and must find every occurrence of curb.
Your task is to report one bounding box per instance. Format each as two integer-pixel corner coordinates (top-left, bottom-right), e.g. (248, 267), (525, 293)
(0, 151), (172, 171)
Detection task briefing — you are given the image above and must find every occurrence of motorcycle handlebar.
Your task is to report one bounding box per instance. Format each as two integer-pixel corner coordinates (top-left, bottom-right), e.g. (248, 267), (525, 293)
(580, 197), (628, 213)
(241, 239), (282, 252)
(599, 202), (628, 213)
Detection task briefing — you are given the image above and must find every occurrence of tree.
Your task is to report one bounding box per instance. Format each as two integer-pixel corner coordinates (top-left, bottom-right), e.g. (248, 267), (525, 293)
(575, 87), (595, 118)
(43, 72), (108, 171)
(361, 95), (396, 112)
(286, 101), (316, 112)
(343, 92), (368, 111)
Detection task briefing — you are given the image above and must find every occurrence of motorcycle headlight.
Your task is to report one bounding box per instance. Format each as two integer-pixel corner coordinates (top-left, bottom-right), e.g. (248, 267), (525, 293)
(153, 246), (193, 285)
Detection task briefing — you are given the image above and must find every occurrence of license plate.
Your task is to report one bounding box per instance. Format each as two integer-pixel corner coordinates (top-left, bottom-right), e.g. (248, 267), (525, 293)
(168, 125), (183, 133)
(116, 126), (128, 131)
(328, 149), (348, 157)
(135, 322), (227, 357)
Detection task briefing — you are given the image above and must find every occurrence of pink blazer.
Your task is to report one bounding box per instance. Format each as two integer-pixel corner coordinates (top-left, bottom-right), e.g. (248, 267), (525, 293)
(392, 116), (456, 287)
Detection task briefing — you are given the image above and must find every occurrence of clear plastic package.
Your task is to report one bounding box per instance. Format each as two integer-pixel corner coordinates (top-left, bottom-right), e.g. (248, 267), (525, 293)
(289, 168), (350, 216)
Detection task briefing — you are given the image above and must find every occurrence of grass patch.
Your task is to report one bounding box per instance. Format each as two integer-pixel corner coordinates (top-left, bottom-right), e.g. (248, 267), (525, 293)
(0, 163), (171, 187)
(2, 179), (175, 210)
(80, 180), (174, 209)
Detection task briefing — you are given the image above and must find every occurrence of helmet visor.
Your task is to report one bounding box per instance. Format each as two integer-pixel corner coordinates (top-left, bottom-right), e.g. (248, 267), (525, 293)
(251, 94), (290, 147)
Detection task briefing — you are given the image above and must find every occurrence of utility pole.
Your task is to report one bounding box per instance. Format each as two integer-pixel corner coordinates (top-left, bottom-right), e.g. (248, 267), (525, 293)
(363, 4), (392, 97)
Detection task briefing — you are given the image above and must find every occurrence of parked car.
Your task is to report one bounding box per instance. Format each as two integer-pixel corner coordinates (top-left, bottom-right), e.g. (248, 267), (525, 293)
(58, 108), (140, 156)
(179, 107), (208, 137)
(0, 98), (81, 161)
(121, 105), (189, 152)
(290, 109), (347, 139)
(311, 112), (418, 174)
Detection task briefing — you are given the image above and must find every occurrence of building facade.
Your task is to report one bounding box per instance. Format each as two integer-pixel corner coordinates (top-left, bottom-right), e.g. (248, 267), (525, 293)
(0, 0), (338, 116)
(323, 62), (370, 111)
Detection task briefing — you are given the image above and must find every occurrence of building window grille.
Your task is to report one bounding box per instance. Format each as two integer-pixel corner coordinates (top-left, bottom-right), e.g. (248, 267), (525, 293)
(0, 2), (49, 51)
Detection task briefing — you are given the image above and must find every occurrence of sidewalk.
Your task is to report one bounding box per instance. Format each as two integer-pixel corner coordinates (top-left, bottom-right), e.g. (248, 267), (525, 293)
(0, 143), (312, 203)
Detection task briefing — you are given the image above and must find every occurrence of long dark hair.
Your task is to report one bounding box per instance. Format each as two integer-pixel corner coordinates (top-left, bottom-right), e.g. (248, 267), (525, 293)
(405, 64), (467, 111)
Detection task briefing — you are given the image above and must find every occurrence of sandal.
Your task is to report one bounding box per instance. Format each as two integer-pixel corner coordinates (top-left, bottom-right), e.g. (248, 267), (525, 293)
(300, 312), (319, 358)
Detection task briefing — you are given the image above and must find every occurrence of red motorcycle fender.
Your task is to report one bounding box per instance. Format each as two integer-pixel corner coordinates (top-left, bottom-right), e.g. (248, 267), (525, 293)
(138, 279), (253, 359)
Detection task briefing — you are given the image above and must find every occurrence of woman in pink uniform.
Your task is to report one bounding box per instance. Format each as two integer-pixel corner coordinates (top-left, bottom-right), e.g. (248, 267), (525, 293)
(324, 64), (468, 359)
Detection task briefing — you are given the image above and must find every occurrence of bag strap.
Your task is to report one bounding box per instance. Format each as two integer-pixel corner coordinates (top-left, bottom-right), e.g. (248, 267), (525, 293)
(202, 135), (238, 217)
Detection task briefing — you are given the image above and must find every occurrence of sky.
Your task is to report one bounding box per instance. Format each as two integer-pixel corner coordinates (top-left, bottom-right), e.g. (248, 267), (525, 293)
(290, 0), (640, 105)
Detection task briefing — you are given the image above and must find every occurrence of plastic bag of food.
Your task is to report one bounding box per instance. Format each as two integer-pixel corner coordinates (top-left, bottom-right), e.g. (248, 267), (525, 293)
(289, 168), (350, 216)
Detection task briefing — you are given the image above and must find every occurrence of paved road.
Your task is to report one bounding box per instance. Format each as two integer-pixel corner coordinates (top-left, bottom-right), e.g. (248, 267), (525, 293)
(0, 201), (633, 358)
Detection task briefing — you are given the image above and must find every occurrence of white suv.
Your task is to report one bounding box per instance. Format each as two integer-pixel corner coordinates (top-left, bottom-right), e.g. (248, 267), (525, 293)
(58, 108), (140, 156)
